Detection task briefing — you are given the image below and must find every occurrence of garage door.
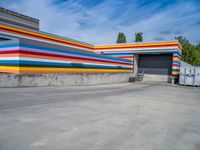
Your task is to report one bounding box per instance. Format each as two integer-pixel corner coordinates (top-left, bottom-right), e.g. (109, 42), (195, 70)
(138, 54), (173, 75)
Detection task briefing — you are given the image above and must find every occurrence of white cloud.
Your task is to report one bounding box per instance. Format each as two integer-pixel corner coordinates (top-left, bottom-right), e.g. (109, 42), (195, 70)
(1, 0), (200, 44)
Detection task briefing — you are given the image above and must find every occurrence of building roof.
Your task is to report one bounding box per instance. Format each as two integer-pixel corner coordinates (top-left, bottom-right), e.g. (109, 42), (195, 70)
(0, 7), (39, 23)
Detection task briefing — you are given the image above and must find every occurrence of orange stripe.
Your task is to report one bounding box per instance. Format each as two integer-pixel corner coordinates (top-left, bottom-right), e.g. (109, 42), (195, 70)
(0, 53), (19, 57)
(173, 56), (181, 60)
(0, 70), (19, 74)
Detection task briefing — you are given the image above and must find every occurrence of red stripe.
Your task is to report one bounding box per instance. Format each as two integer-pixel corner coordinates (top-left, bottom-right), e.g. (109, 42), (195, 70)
(0, 50), (132, 66)
(0, 50), (19, 54)
(172, 64), (180, 67)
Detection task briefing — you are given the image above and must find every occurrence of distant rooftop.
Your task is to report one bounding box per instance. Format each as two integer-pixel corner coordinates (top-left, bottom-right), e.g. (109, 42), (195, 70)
(0, 7), (39, 23)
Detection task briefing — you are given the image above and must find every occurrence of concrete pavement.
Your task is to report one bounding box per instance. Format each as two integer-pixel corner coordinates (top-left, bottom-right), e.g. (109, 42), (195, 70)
(0, 83), (200, 150)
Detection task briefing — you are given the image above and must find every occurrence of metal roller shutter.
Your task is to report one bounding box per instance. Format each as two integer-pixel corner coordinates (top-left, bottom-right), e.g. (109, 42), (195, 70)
(138, 54), (173, 75)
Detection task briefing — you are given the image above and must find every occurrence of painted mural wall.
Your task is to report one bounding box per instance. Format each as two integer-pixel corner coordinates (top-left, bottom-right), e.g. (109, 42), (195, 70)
(172, 52), (181, 75)
(0, 38), (133, 74)
(94, 43), (182, 76)
(0, 21), (181, 76)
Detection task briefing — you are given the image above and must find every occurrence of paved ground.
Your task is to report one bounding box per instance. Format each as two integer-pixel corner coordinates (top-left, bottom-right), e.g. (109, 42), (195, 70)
(0, 83), (200, 150)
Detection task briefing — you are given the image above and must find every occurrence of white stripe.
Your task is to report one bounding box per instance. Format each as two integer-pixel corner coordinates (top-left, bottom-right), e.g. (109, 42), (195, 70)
(0, 57), (19, 60)
(0, 47), (19, 50)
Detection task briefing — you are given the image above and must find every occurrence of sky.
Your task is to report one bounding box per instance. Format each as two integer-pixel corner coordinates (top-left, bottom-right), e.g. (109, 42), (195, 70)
(1, 0), (200, 45)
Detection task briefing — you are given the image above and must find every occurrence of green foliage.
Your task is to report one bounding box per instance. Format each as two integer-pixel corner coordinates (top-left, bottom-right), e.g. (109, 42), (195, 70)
(116, 32), (126, 43)
(175, 36), (200, 66)
(135, 32), (143, 42)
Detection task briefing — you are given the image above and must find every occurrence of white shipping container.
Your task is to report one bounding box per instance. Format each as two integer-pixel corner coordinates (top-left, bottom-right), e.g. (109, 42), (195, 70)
(179, 67), (200, 86)
(194, 67), (200, 86)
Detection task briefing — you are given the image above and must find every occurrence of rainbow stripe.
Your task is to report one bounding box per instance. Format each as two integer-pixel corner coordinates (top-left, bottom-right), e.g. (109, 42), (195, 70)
(172, 52), (181, 75)
(0, 22), (182, 75)
(0, 7), (39, 30)
(0, 23), (182, 52)
(0, 39), (133, 74)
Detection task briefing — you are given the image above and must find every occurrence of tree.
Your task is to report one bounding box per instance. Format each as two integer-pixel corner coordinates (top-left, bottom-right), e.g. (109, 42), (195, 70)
(175, 36), (200, 66)
(116, 32), (126, 43)
(175, 36), (189, 45)
(135, 32), (143, 42)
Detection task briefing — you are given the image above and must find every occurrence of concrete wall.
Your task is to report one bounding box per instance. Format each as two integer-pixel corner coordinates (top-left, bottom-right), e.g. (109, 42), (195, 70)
(142, 74), (171, 83)
(0, 73), (133, 87)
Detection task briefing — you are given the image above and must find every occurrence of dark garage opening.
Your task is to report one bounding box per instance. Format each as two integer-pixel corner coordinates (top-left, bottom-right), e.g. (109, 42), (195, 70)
(138, 54), (173, 75)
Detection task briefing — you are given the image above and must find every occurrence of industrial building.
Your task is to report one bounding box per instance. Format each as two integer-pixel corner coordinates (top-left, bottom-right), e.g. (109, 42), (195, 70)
(0, 7), (182, 85)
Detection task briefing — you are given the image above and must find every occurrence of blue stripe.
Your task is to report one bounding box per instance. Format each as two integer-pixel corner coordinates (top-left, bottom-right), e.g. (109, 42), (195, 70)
(173, 52), (182, 58)
(173, 60), (181, 64)
(0, 43), (19, 48)
(174, 50), (182, 55)
(0, 60), (132, 69)
(173, 68), (180, 71)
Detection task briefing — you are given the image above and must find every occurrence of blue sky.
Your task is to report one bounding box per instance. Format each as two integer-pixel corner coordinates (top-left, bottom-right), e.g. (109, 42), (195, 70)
(1, 0), (200, 44)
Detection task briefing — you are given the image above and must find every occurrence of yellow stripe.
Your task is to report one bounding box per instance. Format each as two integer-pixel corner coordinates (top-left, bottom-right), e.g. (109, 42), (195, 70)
(0, 66), (19, 71)
(173, 58), (181, 61)
(124, 58), (134, 61)
(18, 67), (132, 72)
(172, 71), (180, 75)
(0, 66), (19, 73)
(0, 66), (132, 73)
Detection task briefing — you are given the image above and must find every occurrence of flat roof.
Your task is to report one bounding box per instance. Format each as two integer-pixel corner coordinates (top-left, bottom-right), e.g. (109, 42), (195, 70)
(0, 7), (39, 23)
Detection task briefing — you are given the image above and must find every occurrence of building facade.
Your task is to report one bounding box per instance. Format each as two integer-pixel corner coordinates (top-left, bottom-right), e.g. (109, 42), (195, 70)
(0, 7), (39, 30)
(0, 8), (181, 78)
